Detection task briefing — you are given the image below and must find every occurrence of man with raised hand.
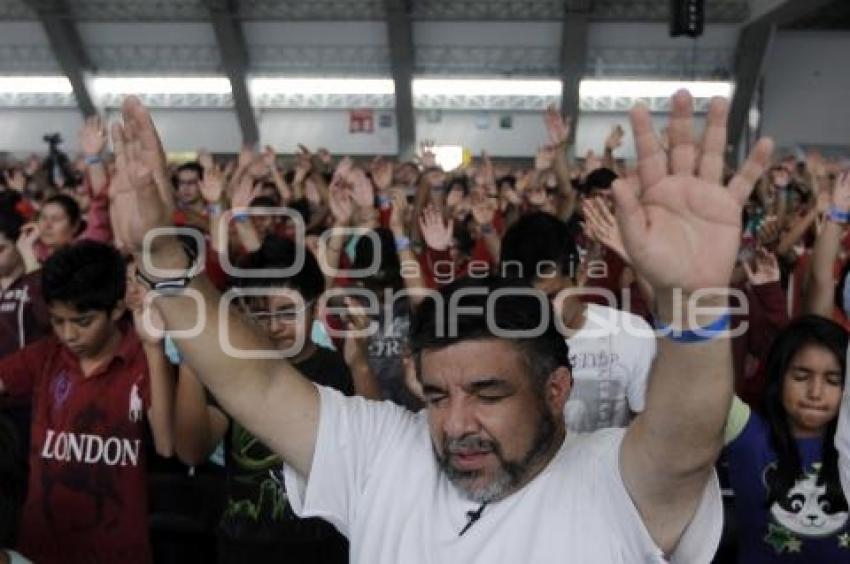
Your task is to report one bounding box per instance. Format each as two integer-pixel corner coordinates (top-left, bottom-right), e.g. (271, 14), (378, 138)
(112, 91), (772, 562)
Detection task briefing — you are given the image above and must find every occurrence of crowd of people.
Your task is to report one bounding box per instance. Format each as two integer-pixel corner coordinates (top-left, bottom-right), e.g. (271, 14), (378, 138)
(0, 89), (849, 563)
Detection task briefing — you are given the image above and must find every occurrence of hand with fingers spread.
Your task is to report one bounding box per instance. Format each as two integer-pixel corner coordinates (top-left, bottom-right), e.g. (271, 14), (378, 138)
(79, 115), (108, 157)
(419, 206), (453, 251)
(611, 91), (774, 298)
(4, 169), (26, 192)
(544, 104), (571, 146)
(346, 167), (375, 212)
(742, 248), (781, 286)
(582, 197), (628, 263)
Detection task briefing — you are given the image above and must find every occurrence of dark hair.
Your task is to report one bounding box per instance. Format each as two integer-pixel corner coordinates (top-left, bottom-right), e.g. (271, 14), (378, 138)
(0, 415), (25, 546)
(353, 227), (404, 293)
(248, 195), (279, 209)
(176, 161), (204, 180)
(410, 276), (570, 390)
(762, 315), (848, 512)
(582, 167), (618, 193)
(42, 240), (126, 312)
(499, 212), (580, 282)
(43, 193), (82, 229)
(231, 235), (325, 303)
(0, 209), (23, 242)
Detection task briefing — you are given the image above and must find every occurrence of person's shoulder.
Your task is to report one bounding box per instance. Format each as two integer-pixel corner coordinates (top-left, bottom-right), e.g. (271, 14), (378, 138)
(558, 428), (627, 470)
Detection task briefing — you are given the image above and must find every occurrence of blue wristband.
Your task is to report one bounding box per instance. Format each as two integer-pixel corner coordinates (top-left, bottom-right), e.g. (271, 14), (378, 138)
(829, 207), (850, 224)
(377, 195), (392, 209)
(395, 235), (411, 252)
(232, 212), (250, 223)
(654, 312), (731, 344)
(84, 154), (102, 166)
(206, 203), (223, 215)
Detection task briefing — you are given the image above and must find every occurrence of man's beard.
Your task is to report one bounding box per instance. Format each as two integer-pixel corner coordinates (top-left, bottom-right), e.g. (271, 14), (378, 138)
(434, 406), (559, 504)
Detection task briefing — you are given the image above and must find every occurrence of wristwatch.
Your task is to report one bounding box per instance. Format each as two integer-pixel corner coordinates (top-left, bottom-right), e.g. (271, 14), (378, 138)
(135, 242), (200, 293)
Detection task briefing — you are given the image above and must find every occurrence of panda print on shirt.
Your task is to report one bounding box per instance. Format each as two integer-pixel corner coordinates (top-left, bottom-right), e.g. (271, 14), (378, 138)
(762, 464), (850, 555)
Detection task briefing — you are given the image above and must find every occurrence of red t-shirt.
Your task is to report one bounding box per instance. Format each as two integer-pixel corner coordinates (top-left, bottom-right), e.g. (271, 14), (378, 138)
(0, 328), (153, 564)
(0, 270), (50, 359)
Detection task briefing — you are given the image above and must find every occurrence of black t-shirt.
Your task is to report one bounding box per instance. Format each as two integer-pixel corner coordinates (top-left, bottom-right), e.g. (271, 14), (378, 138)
(218, 347), (353, 557)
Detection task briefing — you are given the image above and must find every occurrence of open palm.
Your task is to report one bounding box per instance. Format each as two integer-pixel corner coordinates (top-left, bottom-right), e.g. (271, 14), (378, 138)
(613, 91), (773, 295)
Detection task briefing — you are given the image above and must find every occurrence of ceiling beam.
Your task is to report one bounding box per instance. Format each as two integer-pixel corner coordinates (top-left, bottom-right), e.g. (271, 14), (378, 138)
(728, 0), (838, 162)
(27, 0), (97, 117)
(559, 1), (590, 147)
(204, 0), (259, 147)
(385, 0), (416, 160)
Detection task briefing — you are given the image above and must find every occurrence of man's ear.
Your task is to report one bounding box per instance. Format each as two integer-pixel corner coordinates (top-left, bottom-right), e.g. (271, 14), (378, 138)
(545, 366), (572, 413)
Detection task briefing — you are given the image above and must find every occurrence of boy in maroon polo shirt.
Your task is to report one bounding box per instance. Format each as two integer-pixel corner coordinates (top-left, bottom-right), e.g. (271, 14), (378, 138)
(0, 241), (174, 564)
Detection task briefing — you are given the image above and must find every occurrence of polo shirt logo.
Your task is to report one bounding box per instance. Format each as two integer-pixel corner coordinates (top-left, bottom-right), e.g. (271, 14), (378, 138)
(41, 429), (141, 467)
(129, 382), (143, 422)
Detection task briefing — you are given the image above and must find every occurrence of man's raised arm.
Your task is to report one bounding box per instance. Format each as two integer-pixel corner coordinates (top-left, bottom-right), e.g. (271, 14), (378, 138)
(108, 96), (319, 478)
(615, 91), (773, 554)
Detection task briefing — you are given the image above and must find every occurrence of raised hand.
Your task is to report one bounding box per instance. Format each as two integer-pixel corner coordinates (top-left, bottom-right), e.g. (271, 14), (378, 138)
(756, 215), (781, 248)
(419, 205), (453, 251)
(197, 147), (214, 171)
(3, 169), (26, 192)
(420, 141), (437, 168)
(126, 264), (165, 344)
(535, 145), (555, 171)
(369, 157), (394, 192)
(584, 150), (602, 175)
(109, 96), (174, 255)
(329, 183), (354, 226)
(388, 188), (408, 236)
(347, 167), (375, 210)
(79, 115), (107, 157)
(582, 196), (628, 263)
(612, 90), (774, 298)
(605, 125), (625, 152)
(832, 170), (850, 212)
(200, 163), (226, 204)
(475, 151), (495, 191)
(262, 145), (277, 170)
(544, 104), (572, 146)
(742, 248), (781, 286)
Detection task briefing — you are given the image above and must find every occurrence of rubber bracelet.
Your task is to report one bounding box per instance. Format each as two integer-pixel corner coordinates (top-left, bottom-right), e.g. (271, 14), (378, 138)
(377, 195), (392, 209)
(232, 212), (250, 223)
(206, 203), (223, 215)
(654, 312), (731, 344)
(480, 223), (495, 234)
(395, 235), (411, 253)
(84, 155), (102, 166)
(829, 207), (850, 224)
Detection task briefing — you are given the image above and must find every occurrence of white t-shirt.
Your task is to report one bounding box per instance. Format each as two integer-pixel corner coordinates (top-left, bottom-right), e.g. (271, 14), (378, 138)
(283, 386), (722, 564)
(564, 303), (656, 433)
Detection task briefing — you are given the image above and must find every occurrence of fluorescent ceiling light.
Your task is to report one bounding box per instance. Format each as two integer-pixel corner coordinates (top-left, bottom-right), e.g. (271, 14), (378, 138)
(413, 78), (562, 97)
(91, 76), (232, 96)
(249, 77), (395, 96)
(579, 80), (734, 99)
(0, 76), (73, 94)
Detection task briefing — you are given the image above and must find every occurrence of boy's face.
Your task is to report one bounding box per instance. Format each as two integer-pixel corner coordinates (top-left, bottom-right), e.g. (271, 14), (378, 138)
(48, 301), (123, 359)
(243, 291), (315, 356)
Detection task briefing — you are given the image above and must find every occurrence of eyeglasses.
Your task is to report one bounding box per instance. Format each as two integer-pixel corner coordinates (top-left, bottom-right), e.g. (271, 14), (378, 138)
(243, 299), (315, 326)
